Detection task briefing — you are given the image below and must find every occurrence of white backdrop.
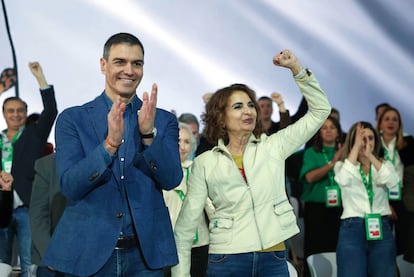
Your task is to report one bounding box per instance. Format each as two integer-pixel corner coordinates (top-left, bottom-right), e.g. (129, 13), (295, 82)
(1, 0), (413, 144)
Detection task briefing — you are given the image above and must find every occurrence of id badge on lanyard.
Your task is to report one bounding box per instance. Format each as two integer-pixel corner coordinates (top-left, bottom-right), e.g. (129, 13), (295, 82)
(388, 181), (402, 201)
(325, 185), (341, 207)
(360, 165), (383, 240)
(175, 168), (198, 243)
(365, 213), (383, 240)
(322, 150), (341, 208)
(2, 157), (12, 173)
(384, 148), (402, 201)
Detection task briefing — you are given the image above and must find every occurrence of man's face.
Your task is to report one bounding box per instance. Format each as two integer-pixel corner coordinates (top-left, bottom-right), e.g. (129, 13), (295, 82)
(100, 43), (144, 100)
(187, 122), (200, 142)
(258, 99), (273, 120)
(375, 106), (388, 123)
(3, 100), (27, 130)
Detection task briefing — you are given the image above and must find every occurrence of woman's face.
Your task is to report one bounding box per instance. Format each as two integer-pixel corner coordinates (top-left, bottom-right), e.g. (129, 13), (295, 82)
(320, 119), (338, 146)
(379, 110), (400, 138)
(360, 128), (376, 156)
(224, 90), (257, 137)
(178, 127), (191, 162)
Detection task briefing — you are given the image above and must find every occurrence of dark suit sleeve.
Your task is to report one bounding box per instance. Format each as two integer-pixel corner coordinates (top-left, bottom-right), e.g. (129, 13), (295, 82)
(29, 156), (53, 260)
(36, 86), (58, 141)
(279, 110), (292, 129)
(291, 96), (308, 123)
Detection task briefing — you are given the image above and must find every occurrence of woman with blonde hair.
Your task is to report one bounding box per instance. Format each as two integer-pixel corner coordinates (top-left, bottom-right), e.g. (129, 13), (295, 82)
(376, 106), (414, 264)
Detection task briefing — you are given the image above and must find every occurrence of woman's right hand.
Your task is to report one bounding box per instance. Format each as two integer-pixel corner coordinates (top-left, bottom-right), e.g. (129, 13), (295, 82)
(273, 50), (302, 76)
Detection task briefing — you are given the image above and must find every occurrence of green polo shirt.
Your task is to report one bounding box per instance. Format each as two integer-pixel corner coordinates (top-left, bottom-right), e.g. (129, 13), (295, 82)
(300, 146), (337, 202)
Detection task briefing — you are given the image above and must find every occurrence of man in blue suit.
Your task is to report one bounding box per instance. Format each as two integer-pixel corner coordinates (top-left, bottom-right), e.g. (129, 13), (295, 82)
(43, 33), (183, 276)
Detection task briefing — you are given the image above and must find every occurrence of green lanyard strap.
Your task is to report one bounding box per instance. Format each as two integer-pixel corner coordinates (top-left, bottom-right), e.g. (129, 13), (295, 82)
(174, 167), (199, 243)
(383, 148), (396, 166)
(0, 130), (21, 149)
(322, 150), (335, 186)
(174, 167), (189, 201)
(359, 165), (374, 208)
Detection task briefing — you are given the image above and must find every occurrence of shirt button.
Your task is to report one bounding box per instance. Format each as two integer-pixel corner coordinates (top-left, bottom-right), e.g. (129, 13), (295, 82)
(116, 213), (123, 218)
(121, 175), (124, 180)
(149, 161), (157, 170)
(120, 157), (125, 162)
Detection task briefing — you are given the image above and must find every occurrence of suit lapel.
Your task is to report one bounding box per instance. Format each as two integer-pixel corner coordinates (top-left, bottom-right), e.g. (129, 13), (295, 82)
(87, 93), (110, 142)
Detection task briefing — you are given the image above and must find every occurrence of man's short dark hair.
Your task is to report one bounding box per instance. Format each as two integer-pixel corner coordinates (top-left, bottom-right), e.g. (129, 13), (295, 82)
(375, 102), (390, 116)
(2, 97), (27, 112)
(178, 113), (199, 130)
(103, 33), (145, 60)
(258, 96), (272, 102)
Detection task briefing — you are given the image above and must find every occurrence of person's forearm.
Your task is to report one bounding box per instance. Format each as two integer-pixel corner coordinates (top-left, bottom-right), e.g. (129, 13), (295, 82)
(305, 163), (334, 183)
(295, 69), (330, 121)
(36, 87), (58, 138)
(279, 111), (291, 129)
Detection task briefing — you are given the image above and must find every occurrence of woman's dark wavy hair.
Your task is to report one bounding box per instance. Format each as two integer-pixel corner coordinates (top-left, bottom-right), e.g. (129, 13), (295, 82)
(340, 121), (381, 161)
(201, 83), (263, 145)
(313, 116), (342, 152)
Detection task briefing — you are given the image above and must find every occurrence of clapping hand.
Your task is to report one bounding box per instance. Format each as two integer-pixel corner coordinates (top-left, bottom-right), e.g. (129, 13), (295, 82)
(138, 83), (157, 135)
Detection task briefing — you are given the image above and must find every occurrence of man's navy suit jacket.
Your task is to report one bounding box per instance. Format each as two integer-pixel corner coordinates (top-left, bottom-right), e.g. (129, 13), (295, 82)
(43, 92), (183, 276)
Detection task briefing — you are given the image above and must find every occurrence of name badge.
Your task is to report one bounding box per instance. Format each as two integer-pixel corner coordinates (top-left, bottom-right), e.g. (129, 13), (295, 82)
(2, 159), (12, 174)
(388, 181), (402, 201)
(325, 185), (341, 208)
(365, 213), (383, 240)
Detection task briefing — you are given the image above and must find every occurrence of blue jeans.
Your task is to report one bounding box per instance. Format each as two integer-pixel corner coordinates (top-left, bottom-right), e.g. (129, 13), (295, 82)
(336, 217), (396, 277)
(207, 251), (289, 277)
(0, 207), (32, 277)
(64, 247), (163, 277)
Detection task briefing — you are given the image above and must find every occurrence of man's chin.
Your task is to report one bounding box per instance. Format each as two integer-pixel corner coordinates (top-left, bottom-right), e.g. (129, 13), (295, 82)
(118, 91), (136, 98)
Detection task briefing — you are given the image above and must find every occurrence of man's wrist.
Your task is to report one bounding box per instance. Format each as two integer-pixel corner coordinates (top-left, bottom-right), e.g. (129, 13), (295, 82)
(104, 137), (120, 155)
(140, 127), (157, 139)
(105, 137), (121, 148)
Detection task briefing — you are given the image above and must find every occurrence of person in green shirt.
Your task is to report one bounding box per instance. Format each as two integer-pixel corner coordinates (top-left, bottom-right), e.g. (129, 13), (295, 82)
(300, 116), (344, 275)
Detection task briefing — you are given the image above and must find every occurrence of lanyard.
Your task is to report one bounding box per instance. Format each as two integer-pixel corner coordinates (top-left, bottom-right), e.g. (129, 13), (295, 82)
(0, 130), (22, 170)
(383, 148), (396, 166)
(175, 167), (189, 201)
(0, 130), (21, 149)
(359, 165), (373, 209)
(322, 149), (335, 186)
(174, 167), (198, 243)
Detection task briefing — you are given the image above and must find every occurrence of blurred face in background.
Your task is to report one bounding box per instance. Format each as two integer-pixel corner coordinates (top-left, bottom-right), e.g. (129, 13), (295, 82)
(320, 118), (339, 146)
(379, 110), (399, 138)
(3, 99), (27, 130)
(179, 127), (192, 163)
(258, 98), (272, 120)
(186, 122), (199, 142)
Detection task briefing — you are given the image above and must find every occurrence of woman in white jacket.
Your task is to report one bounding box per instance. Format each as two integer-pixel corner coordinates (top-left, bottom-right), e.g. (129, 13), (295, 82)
(172, 50), (331, 277)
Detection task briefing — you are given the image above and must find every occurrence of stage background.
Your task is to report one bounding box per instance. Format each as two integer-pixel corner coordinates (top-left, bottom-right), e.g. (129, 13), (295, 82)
(1, 0), (413, 144)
